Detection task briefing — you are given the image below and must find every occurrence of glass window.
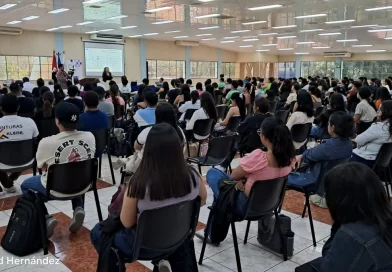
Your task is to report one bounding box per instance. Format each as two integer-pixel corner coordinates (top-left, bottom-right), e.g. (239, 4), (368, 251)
(0, 55), (51, 80)
(275, 62), (296, 78)
(342, 60), (392, 80)
(147, 60), (185, 79)
(190, 61), (217, 78)
(221, 62), (236, 78)
(300, 61), (335, 78)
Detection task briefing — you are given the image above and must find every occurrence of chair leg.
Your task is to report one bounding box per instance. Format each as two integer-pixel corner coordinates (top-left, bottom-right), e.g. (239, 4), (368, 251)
(120, 171), (125, 185)
(198, 164), (202, 175)
(92, 185), (103, 222)
(231, 222), (242, 272)
(386, 169), (391, 200)
(305, 193), (317, 247)
(243, 221), (251, 244)
(301, 201), (307, 218)
(107, 151), (116, 185)
(98, 156), (102, 178)
(38, 168), (42, 175)
(187, 141), (190, 158)
(199, 211), (213, 265)
(274, 210), (288, 261)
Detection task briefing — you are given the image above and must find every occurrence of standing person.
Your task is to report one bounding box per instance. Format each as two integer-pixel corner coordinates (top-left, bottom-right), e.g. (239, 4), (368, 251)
(22, 77), (36, 93)
(94, 86), (114, 116)
(243, 83), (252, 108)
(264, 82), (279, 101)
(0, 94), (39, 196)
(56, 64), (68, 90)
(74, 77), (83, 92)
(79, 92), (109, 132)
(102, 67), (113, 83)
(218, 77), (225, 89)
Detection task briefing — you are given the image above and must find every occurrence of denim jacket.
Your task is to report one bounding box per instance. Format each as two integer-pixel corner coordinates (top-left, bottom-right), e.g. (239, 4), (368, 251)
(320, 222), (392, 272)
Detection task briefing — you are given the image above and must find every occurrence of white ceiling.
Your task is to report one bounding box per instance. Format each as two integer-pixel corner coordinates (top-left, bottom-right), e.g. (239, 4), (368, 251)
(1, 0), (392, 55)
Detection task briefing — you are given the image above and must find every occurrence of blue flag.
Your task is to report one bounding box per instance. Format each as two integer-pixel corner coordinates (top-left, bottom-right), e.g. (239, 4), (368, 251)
(57, 54), (62, 66)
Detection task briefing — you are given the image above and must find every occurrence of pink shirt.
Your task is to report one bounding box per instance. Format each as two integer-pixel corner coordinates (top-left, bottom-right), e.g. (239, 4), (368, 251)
(105, 96), (125, 106)
(240, 149), (293, 191)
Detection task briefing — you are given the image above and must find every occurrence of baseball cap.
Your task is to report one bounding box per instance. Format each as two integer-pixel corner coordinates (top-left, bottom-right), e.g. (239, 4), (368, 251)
(55, 102), (81, 129)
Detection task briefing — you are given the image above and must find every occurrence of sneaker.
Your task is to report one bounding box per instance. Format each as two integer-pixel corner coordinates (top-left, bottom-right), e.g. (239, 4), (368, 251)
(195, 233), (220, 246)
(0, 191), (5, 197)
(4, 186), (16, 194)
(46, 216), (58, 239)
(158, 260), (172, 272)
(112, 158), (126, 170)
(69, 207), (85, 233)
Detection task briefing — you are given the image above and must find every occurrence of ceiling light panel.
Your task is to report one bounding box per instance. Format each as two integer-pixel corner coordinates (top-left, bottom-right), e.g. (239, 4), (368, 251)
(86, 30), (100, 34)
(319, 32), (341, 36)
(365, 6), (392, 11)
(239, 45), (253, 48)
(259, 33), (278, 36)
(367, 49), (386, 52)
(295, 14), (327, 19)
(164, 30), (181, 33)
(22, 16), (39, 21)
(120, 26), (137, 29)
(128, 35), (143, 38)
(231, 30), (251, 33)
(351, 45), (373, 47)
(194, 14), (220, 19)
(336, 39), (358, 42)
(152, 20), (173, 24)
(99, 29), (114, 32)
(262, 43), (277, 46)
(0, 4), (16, 10)
(174, 36), (189, 38)
(221, 40), (235, 43)
(145, 7), (173, 13)
(243, 38), (259, 42)
(272, 25), (297, 29)
(223, 36), (240, 39)
(83, 0), (104, 3)
(325, 19), (355, 24)
(77, 21), (93, 25)
(313, 46), (331, 49)
(143, 33), (159, 36)
(300, 29), (323, 33)
(295, 52), (310, 54)
(107, 15), (128, 20)
(279, 48), (294, 50)
(48, 8), (69, 14)
(195, 34), (212, 36)
(351, 25), (378, 28)
(368, 29), (392, 32)
(7, 21), (21, 25)
(199, 26), (219, 30)
(201, 38), (216, 40)
(248, 4), (282, 10)
(255, 49), (270, 52)
(297, 41), (314, 44)
(242, 21), (267, 25)
(277, 36), (297, 39)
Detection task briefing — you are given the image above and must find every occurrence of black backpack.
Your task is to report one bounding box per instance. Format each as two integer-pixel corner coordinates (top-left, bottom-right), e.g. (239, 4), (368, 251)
(1, 191), (48, 256)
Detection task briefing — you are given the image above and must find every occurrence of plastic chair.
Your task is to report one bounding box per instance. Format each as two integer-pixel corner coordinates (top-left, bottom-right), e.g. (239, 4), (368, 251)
(245, 104), (252, 116)
(269, 100), (278, 114)
(92, 129), (116, 185)
(183, 108), (198, 122)
(291, 123), (312, 149)
(356, 121), (373, 135)
(215, 94), (223, 105)
(289, 101), (297, 113)
(216, 105), (228, 120)
(199, 177), (289, 272)
(187, 136), (235, 174)
(186, 119), (216, 157)
(226, 116), (242, 133)
(314, 106), (324, 118)
(275, 110), (290, 124)
(286, 158), (348, 246)
(0, 139), (36, 173)
(372, 143), (392, 199)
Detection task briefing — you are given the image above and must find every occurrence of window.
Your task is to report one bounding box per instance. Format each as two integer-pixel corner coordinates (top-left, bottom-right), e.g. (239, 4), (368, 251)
(274, 62), (296, 78)
(342, 60), (392, 80)
(301, 61), (335, 78)
(0, 55), (51, 81)
(147, 60), (185, 79)
(190, 61), (217, 78)
(221, 62), (236, 78)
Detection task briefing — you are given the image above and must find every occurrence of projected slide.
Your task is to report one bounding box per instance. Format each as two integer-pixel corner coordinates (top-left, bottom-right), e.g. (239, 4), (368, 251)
(84, 42), (124, 77)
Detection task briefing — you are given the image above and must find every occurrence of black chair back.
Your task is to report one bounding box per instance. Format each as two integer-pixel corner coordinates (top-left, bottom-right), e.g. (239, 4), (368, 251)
(132, 197), (200, 261)
(0, 139), (35, 167)
(373, 143), (392, 169)
(215, 94), (223, 105)
(246, 104), (252, 116)
(357, 121), (373, 135)
(314, 106), (324, 118)
(275, 110), (290, 124)
(289, 101), (296, 113)
(291, 123), (312, 143)
(226, 116), (242, 133)
(92, 130), (108, 156)
(36, 118), (59, 138)
(216, 105), (228, 120)
(46, 159), (98, 195)
(205, 136), (235, 161)
(184, 109), (198, 122)
(193, 119), (215, 139)
(313, 102), (322, 110)
(269, 100), (278, 114)
(317, 158), (349, 195)
(243, 176), (287, 220)
(108, 115), (115, 132)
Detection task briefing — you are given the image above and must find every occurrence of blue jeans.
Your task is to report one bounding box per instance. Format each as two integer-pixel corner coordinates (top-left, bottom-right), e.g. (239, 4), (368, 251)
(21, 175), (84, 210)
(349, 153), (375, 169)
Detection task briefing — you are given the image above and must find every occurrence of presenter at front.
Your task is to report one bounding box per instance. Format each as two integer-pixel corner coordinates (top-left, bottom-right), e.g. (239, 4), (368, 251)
(102, 67), (113, 82)
(57, 64), (68, 90)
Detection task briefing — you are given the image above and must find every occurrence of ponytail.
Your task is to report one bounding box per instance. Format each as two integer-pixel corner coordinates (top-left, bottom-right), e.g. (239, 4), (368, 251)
(272, 125), (295, 167)
(42, 92), (54, 118)
(232, 92), (246, 120)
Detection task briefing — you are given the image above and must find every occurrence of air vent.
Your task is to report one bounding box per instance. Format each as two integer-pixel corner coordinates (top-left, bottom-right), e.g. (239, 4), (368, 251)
(324, 51), (352, 58)
(0, 27), (22, 35)
(88, 5), (102, 8)
(90, 34), (124, 42)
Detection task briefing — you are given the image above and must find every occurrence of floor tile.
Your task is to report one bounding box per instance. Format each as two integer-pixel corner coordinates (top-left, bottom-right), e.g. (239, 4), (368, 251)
(265, 260), (300, 272)
(0, 196), (20, 212)
(291, 217), (331, 242)
(1, 254), (71, 272)
(290, 243), (324, 265)
(83, 220), (99, 231)
(193, 230), (242, 258)
(198, 258), (234, 272)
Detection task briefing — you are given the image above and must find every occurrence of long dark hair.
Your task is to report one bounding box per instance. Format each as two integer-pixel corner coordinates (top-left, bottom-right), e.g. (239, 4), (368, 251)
(231, 92), (246, 120)
(53, 84), (65, 105)
(296, 90), (314, 117)
(359, 87), (377, 111)
(385, 79), (392, 90)
(121, 76), (128, 87)
(205, 84), (214, 98)
(182, 85), (191, 102)
(329, 94), (345, 112)
(261, 117), (295, 167)
(163, 81), (169, 93)
(380, 100), (392, 137)
(42, 91), (54, 118)
(190, 90), (199, 104)
(200, 92), (217, 121)
(109, 84), (120, 105)
(377, 87), (391, 102)
(128, 123), (198, 200)
(155, 102), (184, 143)
(329, 111), (354, 138)
(324, 162), (392, 246)
(196, 82), (202, 91)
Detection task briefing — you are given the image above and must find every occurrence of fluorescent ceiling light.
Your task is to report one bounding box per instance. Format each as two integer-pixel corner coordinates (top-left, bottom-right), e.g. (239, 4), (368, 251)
(277, 35), (297, 39)
(262, 43), (277, 46)
(319, 32), (341, 36)
(279, 48), (294, 50)
(107, 15), (128, 20)
(83, 0), (104, 3)
(48, 8), (69, 14)
(0, 4), (16, 10)
(198, 0), (215, 2)
(351, 24), (378, 28)
(152, 20), (173, 24)
(325, 19), (355, 24)
(240, 45), (253, 48)
(143, 32), (159, 36)
(99, 29), (114, 32)
(164, 30), (181, 33)
(351, 44), (373, 47)
(255, 49), (270, 52)
(201, 38), (216, 40)
(221, 40), (235, 43)
(385, 37), (392, 40)
(272, 25), (297, 29)
(242, 21), (267, 25)
(86, 30), (100, 34)
(120, 25), (137, 29)
(194, 13), (220, 19)
(199, 26), (219, 30)
(297, 41), (314, 44)
(7, 21), (21, 25)
(195, 33), (212, 36)
(336, 39), (358, 42)
(313, 46), (331, 49)
(77, 21), (93, 25)
(223, 36), (239, 39)
(248, 4), (282, 11)
(231, 30), (251, 33)
(128, 35), (143, 38)
(46, 28), (58, 31)
(58, 25), (72, 29)
(295, 52), (310, 54)
(300, 29), (323, 33)
(295, 13), (327, 19)
(243, 38), (259, 42)
(259, 33), (278, 36)
(365, 6), (392, 11)
(367, 49), (386, 52)
(145, 6), (173, 13)
(22, 16), (39, 21)
(368, 29), (392, 32)
(174, 36), (189, 38)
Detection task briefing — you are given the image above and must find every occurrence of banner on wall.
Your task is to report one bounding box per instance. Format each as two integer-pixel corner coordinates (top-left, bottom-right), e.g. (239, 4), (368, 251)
(66, 59), (84, 80)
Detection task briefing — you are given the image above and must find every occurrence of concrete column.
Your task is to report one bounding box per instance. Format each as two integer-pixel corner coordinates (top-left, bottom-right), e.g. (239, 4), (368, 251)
(140, 38), (147, 79)
(295, 55), (302, 78)
(185, 46), (191, 79)
(334, 57), (342, 79)
(217, 49), (222, 78)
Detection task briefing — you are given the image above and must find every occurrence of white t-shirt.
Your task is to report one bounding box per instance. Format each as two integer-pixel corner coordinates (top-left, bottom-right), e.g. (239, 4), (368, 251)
(120, 84), (131, 93)
(186, 108), (209, 140)
(48, 85), (55, 92)
(286, 111), (314, 149)
(0, 115), (39, 169)
(23, 82), (36, 93)
(286, 93), (297, 105)
(179, 100), (201, 121)
(36, 131), (96, 195)
(355, 100), (377, 122)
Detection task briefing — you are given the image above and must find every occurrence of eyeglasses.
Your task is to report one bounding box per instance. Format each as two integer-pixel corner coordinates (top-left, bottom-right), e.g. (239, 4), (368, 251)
(257, 129), (262, 136)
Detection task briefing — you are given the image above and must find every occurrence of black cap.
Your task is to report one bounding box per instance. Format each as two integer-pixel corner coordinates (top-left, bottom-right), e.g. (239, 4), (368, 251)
(55, 102), (81, 129)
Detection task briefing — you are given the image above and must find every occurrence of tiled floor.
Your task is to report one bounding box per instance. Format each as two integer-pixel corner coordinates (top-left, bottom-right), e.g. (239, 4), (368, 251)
(0, 156), (332, 271)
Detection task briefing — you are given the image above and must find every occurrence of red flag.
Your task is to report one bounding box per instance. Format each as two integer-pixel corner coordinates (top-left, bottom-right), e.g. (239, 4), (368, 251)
(52, 50), (57, 70)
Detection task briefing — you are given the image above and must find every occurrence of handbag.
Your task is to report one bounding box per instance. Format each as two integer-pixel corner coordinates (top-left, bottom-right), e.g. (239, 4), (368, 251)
(108, 184), (127, 217)
(257, 213), (295, 257)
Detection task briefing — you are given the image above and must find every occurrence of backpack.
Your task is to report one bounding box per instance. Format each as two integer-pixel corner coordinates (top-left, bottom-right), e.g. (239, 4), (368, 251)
(1, 192), (48, 256)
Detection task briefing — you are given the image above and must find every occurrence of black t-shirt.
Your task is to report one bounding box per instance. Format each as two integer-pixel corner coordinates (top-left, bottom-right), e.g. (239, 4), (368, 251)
(22, 90), (33, 98)
(62, 98), (84, 113)
(237, 113), (274, 150)
(167, 88), (180, 104)
(17, 97), (36, 118)
(266, 89), (277, 101)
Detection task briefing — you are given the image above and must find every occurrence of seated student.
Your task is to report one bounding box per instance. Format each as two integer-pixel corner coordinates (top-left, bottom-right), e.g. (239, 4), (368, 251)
(120, 76), (131, 94)
(288, 112), (354, 208)
(34, 91), (55, 121)
(133, 91), (158, 127)
(74, 77), (83, 92)
(157, 81), (169, 99)
(166, 79), (181, 105)
(223, 80), (240, 106)
(80, 82), (93, 98)
(35, 86), (51, 110)
(284, 83), (299, 108)
(32, 78), (45, 99)
(196, 82), (203, 96)
(174, 84), (191, 107)
(215, 92), (246, 133)
(300, 162), (392, 271)
(63, 85), (84, 112)
(186, 92), (218, 140)
(22, 77), (36, 93)
(238, 97), (274, 153)
(286, 90), (314, 150)
(21, 103), (96, 237)
(106, 84), (125, 119)
(218, 77), (225, 89)
(79, 92), (109, 132)
(179, 90), (201, 122)
(91, 123), (207, 269)
(8, 82), (36, 118)
(354, 87), (377, 127)
(53, 84), (66, 105)
(0, 94), (39, 196)
(351, 100), (392, 168)
(197, 117), (294, 242)
(94, 86), (114, 116)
